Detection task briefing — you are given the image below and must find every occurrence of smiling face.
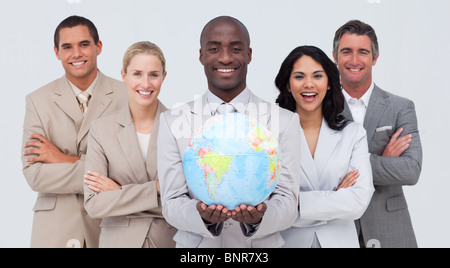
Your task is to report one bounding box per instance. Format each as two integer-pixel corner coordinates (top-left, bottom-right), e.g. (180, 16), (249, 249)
(334, 33), (378, 93)
(289, 55), (330, 116)
(54, 25), (102, 89)
(199, 18), (252, 101)
(122, 53), (166, 108)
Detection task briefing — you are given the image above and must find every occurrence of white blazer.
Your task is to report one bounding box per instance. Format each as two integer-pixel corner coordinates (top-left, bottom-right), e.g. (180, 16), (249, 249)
(281, 119), (374, 248)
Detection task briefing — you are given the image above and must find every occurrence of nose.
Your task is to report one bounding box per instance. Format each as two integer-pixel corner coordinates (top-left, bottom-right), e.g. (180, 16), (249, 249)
(141, 75), (151, 89)
(72, 45), (83, 58)
(349, 52), (360, 66)
(218, 49), (233, 65)
(304, 77), (314, 89)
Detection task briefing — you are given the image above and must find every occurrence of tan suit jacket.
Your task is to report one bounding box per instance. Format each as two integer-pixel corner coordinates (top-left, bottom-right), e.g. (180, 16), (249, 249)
(84, 101), (177, 248)
(22, 72), (128, 247)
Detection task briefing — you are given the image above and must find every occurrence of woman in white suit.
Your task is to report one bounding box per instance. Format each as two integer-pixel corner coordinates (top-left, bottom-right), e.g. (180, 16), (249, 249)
(83, 41), (176, 247)
(275, 46), (374, 248)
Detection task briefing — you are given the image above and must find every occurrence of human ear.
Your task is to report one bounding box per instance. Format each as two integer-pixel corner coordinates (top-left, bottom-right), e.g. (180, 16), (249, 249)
(54, 46), (61, 60)
(247, 47), (253, 64)
(372, 54), (379, 67)
(96, 40), (103, 56)
(199, 48), (204, 65)
(120, 69), (127, 82)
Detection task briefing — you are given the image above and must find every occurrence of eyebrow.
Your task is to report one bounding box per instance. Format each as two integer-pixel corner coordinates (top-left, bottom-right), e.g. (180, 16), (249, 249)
(206, 41), (245, 46)
(60, 40), (91, 48)
(292, 70), (325, 75)
(340, 47), (371, 53)
(130, 69), (162, 74)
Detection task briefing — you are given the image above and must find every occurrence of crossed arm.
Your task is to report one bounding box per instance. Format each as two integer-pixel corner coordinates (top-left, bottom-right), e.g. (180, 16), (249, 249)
(24, 134), (80, 164)
(371, 101), (422, 186)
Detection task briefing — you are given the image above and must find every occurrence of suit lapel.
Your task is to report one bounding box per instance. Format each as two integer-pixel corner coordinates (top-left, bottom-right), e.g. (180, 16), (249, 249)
(145, 101), (168, 180)
(342, 85), (389, 144)
(189, 94), (211, 134)
(77, 72), (113, 145)
(364, 85), (389, 144)
(314, 119), (341, 182)
(342, 101), (354, 122)
(116, 106), (148, 184)
(246, 91), (269, 126)
(299, 125), (320, 190)
(53, 76), (84, 131)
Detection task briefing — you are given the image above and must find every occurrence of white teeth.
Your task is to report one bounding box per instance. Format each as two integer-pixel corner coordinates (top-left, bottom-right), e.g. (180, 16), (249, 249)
(72, 61), (85, 66)
(217, 69), (235, 73)
(349, 68), (361, 72)
(302, 93), (317, 97)
(138, 91), (152, 96)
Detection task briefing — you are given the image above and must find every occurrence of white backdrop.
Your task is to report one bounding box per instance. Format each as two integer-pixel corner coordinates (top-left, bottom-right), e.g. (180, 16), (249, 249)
(1, 0), (449, 248)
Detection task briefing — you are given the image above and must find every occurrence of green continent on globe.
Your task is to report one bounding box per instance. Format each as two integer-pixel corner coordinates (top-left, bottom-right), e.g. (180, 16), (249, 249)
(197, 148), (233, 199)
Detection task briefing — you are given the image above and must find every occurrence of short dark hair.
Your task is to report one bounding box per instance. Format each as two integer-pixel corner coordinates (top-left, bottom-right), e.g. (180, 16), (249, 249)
(333, 20), (379, 60)
(275, 46), (349, 131)
(200, 16), (250, 48)
(54, 16), (99, 49)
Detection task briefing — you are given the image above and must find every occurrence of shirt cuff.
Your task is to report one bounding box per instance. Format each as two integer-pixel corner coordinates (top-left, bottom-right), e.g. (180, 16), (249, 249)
(240, 223), (260, 237)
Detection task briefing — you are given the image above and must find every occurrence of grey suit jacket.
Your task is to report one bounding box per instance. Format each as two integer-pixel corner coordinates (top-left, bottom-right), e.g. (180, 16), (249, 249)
(157, 91), (301, 248)
(22, 72), (128, 247)
(342, 85), (423, 248)
(84, 101), (177, 248)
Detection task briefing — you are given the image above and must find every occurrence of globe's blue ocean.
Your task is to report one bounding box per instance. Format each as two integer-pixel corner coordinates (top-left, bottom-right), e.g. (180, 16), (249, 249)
(183, 113), (281, 210)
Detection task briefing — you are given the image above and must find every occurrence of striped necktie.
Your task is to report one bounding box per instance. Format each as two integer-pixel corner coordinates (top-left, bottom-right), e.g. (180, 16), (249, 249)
(216, 103), (236, 114)
(76, 91), (91, 115)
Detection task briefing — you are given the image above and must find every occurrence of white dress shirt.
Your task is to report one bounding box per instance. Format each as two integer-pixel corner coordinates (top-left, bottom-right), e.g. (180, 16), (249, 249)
(342, 83), (374, 124)
(207, 87), (250, 115)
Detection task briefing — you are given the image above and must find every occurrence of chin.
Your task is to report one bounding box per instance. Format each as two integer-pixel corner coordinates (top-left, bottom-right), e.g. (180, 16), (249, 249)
(142, 98), (158, 107)
(215, 81), (244, 92)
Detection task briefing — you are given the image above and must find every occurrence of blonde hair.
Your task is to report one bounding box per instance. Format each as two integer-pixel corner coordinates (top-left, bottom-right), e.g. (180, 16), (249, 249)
(122, 41), (166, 74)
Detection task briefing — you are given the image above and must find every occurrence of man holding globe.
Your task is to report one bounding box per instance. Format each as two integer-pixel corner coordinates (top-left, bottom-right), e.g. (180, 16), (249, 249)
(157, 16), (301, 247)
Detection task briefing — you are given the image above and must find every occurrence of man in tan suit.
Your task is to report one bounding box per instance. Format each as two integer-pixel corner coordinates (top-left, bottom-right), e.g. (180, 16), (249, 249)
(21, 16), (128, 248)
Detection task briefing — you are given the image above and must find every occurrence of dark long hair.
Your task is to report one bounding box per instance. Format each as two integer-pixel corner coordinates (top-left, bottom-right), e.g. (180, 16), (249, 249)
(275, 46), (349, 131)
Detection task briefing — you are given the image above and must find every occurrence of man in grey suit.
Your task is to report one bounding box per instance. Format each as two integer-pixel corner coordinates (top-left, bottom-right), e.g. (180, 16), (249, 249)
(157, 16), (301, 247)
(22, 16), (128, 247)
(333, 20), (423, 248)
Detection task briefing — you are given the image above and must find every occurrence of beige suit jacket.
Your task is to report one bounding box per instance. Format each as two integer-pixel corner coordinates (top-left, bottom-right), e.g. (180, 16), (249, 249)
(22, 71), (128, 248)
(84, 101), (177, 248)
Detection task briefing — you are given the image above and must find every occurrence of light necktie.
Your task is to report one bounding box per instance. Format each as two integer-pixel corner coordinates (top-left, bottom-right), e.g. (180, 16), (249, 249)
(76, 91), (91, 115)
(216, 103), (236, 114)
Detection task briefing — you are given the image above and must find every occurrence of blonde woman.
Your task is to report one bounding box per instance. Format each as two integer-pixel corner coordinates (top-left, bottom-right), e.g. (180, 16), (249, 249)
(83, 41), (176, 248)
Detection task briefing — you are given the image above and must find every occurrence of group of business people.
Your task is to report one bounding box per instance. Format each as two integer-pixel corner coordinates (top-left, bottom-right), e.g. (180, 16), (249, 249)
(21, 15), (422, 248)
